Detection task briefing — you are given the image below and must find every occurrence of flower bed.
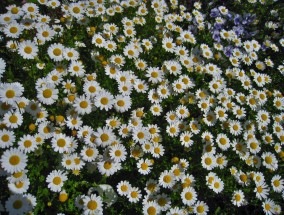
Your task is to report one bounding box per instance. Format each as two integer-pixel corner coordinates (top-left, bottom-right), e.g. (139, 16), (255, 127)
(0, 0), (283, 214)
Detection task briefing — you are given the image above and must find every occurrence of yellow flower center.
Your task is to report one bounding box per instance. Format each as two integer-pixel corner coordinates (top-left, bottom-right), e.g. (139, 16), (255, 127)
(137, 132), (145, 139)
(117, 100), (125, 107)
(57, 138), (66, 147)
(24, 140), (32, 148)
(43, 89), (53, 98)
(53, 48), (62, 56)
(205, 157), (212, 165)
(197, 205), (205, 213)
(121, 185), (128, 192)
(86, 149), (94, 157)
(104, 161), (112, 169)
(147, 206), (157, 215)
(24, 46), (33, 54)
(115, 150), (121, 157)
(80, 101), (88, 109)
(87, 200), (97, 210)
(9, 115), (18, 123)
(141, 163), (148, 170)
(9, 155), (20, 165)
(130, 191), (138, 198)
(265, 156), (272, 164)
(163, 175), (172, 183)
(235, 194), (241, 201)
(10, 27), (18, 34)
(13, 200), (23, 209)
(100, 134), (109, 142)
(1, 134), (10, 142)
(185, 192), (193, 200)
(219, 138), (227, 145)
(88, 86), (96, 93)
(6, 90), (15, 98)
(73, 7), (80, 14)
(100, 97), (109, 105)
(27, 6), (35, 12)
(53, 176), (62, 185)
(42, 31), (49, 37)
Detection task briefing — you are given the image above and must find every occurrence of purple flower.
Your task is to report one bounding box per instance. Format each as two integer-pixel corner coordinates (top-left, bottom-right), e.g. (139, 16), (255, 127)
(242, 13), (256, 25)
(234, 14), (242, 25)
(214, 23), (223, 30)
(212, 30), (221, 42)
(233, 26), (244, 36)
(224, 46), (234, 57)
(226, 13), (233, 20)
(210, 8), (220, 18)
(261, 44), (268, 51)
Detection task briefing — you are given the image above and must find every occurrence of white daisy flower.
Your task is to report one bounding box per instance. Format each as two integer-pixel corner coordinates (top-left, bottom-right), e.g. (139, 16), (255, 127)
(116, 180), (131, 196)
(194, 201), (209, 215)
(97, 159), (121, 177)
(0, 148), (27, 174)
(8, 177), (30, 194)
(73, 95), (93, 115)
(262, 152), (278, 171)
(0, 129), (15, 149)
(18, 40), (39, 60)
(162, 37), (176, 53)
(166, 122), (180, 137)
(209, 177), (224, 194)
(262, 198), (276, 215)
(82, 194), (103, 215)
(94, 90), (114, 111)
(69, 3), (85, 19)
(229, 120), (243, 136)
(5, 194), (32, 215)
(51, 133), (72, 154)
(145, 179), (160, 195)
(18, 134), (38, 153)
(46, 170), (68, 193)
(201, 153), (216, 170)
(36, 24), (55, 42)
(150, 104), (163, 116)
(132, 126), (151, 144)
(180, 131), (194, 147)
(127, 187), (142, 203)
(231, 190), (246, 207)
(123, 43), (139, 59)
(137, 158), (152, 175)
(94, 126), (115, 147)
(254, 182), (270, 200)
(63, 47), (79, 61)
(143, 201), (161, 215)
(4, 21), (23, 38)
(113, 95), (132, 113)
(180, 30), (196, 44)
(68, 60), (85, 77)
(216, 133), (231, 151)
(109, 143), (127, 162)
(159, 170), (176, 189)
(181, 187), (197, 206)
(271, 175), (284, 193)
(0, 83), (23, 105)
(37, 84), (59, 105)
(110, 54), (125, 68)
(151, 142), (165, 158)
(146, 67), (164, 84)
(3, 111), (23, 129)
(48, 43), (65, 61)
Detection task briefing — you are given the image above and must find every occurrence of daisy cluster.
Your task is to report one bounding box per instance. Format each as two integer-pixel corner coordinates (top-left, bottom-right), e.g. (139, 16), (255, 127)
(0, 0), (283, 214)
